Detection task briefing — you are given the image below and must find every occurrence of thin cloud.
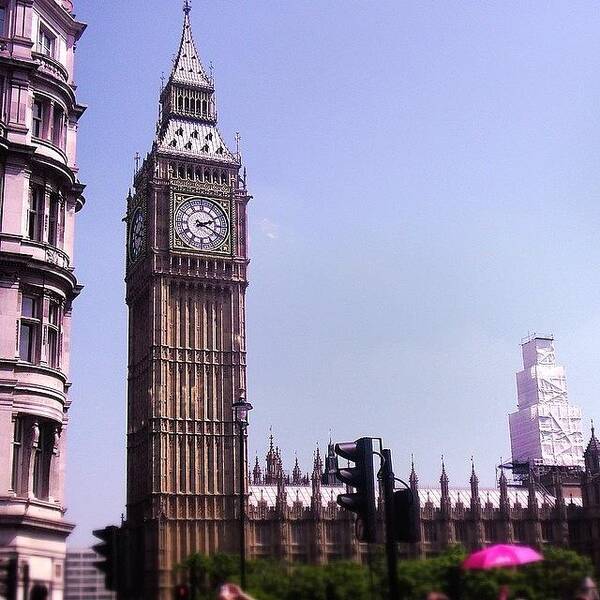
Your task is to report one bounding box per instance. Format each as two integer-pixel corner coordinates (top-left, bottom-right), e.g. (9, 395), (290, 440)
(259, 218), (279, 240)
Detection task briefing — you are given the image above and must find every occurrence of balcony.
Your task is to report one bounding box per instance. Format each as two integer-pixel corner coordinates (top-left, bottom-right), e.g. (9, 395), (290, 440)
(32, 51), (69, 84)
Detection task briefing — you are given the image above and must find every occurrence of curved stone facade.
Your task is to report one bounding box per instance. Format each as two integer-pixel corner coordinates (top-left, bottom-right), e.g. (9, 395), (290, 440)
(0, 1), (85, 598)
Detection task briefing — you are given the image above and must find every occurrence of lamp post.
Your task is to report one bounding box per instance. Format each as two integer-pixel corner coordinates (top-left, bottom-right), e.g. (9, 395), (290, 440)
(232, 391), (253, 590)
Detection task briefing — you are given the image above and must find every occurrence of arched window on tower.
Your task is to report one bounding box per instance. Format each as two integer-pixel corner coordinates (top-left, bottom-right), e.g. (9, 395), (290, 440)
(177, 95), (183, 111)
(178, 166), (185, 179)
(184, 97), (190, 112)
(187, 166), (193, 179)
(202, 99), (208, 115)
(220, 171), (227, 184)
(204, 169), (210, 182)
(212, 169), (218, 182)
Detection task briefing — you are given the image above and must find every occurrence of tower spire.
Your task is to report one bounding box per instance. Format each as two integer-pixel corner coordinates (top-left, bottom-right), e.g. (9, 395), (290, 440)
(169, 1), (212, 88)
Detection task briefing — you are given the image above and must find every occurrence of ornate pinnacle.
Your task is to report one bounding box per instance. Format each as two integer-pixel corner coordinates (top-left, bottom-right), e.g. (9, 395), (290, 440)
(183, 0), (192, 15)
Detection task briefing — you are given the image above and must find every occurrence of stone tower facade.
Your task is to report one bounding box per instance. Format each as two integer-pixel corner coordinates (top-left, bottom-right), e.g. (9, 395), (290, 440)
(0, 1), (86, 599)
(123, 5), (248, 599)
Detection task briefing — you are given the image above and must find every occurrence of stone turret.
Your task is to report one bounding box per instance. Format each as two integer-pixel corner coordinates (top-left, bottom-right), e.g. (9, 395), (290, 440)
(498, 467), (514, 543)
(440, 458), (450, 508)
(584, 422), (600, 474)
(311, 446), (323, 509)
(322, 439), (339, 485)
(292, 456), (303, 485)
(252, 455), (262, 485)
(265, 434), (279, 484)
(409, 457), (423, 557)
(440, 458), (454, 545)
(470, 460), (484, 548)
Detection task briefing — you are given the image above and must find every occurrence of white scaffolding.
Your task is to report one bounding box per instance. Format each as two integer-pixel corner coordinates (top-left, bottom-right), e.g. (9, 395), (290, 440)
(509, 335), (584, 468)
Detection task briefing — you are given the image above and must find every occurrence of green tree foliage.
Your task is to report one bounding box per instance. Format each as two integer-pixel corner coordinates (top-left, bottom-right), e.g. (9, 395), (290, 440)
(178, 546), (595, 600)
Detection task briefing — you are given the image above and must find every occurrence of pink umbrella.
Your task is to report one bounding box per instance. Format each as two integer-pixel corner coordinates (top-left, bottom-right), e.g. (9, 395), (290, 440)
(463, 544), (543, 570)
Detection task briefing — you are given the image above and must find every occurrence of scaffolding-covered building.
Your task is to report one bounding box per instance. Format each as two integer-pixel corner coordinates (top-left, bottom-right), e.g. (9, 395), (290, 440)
(509, 335), (584, 472)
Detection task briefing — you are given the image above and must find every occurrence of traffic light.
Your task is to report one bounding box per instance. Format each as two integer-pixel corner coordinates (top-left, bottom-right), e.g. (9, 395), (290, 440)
(0, 557), (18, 600)
(334, 437), (377, 543)
(93, 525), (120, 591)
(174, 584), (190, 599)
(393, 488), (418, 543)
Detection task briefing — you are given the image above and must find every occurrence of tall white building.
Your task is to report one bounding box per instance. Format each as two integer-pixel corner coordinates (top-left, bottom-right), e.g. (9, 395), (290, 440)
(509, 335), (584, 469)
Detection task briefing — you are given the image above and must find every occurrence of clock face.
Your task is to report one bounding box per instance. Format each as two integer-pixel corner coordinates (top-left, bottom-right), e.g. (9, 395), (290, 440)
(174, 197), (229, 251)
(129, 207), (144, 260)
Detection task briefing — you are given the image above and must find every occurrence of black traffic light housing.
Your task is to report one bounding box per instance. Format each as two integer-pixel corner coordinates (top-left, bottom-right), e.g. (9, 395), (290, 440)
(393, 488), (418, 543)
(93, 525), (120, 591)
(334, 437), (377, 543)
(0, 557), (18, 600)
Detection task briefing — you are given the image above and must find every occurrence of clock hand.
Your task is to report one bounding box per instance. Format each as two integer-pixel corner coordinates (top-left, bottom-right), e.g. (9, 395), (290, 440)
(201, 221), (219, 235)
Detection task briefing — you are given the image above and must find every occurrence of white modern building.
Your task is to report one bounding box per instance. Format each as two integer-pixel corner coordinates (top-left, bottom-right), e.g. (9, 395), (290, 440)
(509, 335), (584, 469)
(64, 549), (115, 600)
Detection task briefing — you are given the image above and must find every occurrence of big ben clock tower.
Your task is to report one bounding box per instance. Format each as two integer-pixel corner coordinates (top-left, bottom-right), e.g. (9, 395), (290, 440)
(123, 4), (249, 598)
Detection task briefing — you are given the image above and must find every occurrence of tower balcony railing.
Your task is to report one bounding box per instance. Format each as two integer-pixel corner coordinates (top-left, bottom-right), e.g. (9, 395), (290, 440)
(32, 51), (69, 84)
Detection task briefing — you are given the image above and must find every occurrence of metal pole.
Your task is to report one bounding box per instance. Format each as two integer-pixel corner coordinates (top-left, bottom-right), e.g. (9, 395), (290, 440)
(382, 449), (399, 600)
(238, 422), (247, 590)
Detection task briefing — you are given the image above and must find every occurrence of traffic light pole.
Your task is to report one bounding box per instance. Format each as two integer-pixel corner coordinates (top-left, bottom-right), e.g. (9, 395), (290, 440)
(381, 449), (400, 600)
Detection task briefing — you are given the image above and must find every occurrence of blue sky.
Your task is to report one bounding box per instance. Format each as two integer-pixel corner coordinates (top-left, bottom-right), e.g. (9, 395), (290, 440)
(68, 0), (600, 546)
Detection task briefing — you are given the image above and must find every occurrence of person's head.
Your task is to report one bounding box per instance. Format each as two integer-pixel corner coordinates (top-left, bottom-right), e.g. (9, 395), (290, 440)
(426, 593), (449, 600)
(581, 577), (598, 591)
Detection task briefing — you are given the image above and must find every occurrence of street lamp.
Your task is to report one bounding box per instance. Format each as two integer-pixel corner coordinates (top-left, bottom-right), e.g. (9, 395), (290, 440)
(232, 390), (253, 590)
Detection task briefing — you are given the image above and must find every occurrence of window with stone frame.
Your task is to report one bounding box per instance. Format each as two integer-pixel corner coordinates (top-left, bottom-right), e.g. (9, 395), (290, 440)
(48, 194), (60, 246)
(0, 5), (6, 38)
(27, 184), (44, 241)
(11, 415), (58, 500)
(38, 24), (56, 57)
(47, 299), (61, 368)
(10, 417), (24, 494)
(19, 293), (41, 362)
(32, 98), (44, 138)
(32, 420), (54, 500)
(52, 104), (65, 149)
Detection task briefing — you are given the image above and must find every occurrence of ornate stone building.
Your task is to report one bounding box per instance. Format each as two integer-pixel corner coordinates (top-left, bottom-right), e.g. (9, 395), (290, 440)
(246, 434), (598, 570)
(0, 0), (85, 599)
(122, 3), (248, 599)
